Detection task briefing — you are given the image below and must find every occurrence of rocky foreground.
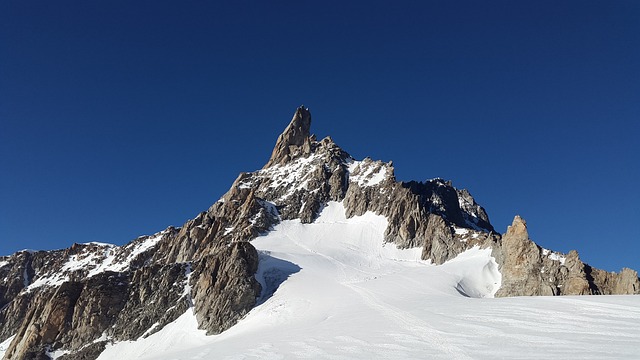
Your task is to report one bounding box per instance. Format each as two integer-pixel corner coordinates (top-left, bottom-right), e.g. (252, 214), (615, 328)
(1, 106), (638, 359)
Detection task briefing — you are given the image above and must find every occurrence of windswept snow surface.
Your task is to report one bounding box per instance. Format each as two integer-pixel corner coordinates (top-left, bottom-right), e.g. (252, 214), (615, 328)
(98, 202), (640, 360)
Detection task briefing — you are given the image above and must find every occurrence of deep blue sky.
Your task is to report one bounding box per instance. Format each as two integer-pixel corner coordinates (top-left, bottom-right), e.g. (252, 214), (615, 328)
(1, 1), (638, 272)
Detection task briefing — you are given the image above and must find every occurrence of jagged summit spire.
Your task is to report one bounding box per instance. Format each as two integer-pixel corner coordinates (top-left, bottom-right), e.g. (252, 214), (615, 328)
(264, 105), (313, 168)
(506, 215), (528, 241)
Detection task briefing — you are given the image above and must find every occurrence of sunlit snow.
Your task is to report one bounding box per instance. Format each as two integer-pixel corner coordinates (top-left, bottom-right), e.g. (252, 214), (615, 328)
(0, 335), (15, 359)
(92, 202), (640, 359)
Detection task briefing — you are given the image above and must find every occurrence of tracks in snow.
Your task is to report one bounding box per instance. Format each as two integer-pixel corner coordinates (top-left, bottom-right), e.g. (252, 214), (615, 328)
(284, 229), (471, 359)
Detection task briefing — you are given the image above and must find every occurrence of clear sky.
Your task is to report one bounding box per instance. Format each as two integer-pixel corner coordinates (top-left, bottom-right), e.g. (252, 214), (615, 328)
(1, 1), (638, 272)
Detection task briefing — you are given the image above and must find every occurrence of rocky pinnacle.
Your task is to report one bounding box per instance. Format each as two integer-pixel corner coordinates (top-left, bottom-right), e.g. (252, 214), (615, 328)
(264, 105), (312, 168)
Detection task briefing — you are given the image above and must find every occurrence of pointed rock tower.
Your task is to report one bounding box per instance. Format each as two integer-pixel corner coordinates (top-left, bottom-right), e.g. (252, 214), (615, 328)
(265, 105), (313, 167)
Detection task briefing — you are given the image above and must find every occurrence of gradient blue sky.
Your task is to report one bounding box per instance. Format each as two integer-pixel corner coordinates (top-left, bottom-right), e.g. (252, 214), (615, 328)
(1, 1), (638, 272)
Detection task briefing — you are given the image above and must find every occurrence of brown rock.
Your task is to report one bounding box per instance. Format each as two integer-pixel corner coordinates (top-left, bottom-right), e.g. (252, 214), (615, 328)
(264, 105), (312, 168)
(191, 241), (262, 335)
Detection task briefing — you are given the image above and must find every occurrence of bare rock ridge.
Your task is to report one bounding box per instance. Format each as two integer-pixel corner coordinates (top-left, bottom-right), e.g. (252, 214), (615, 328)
(0, 235), (262, 359)
(494, 216), (639, 296)
(265, 105), (313, 168)
(1, 106), (638, 359)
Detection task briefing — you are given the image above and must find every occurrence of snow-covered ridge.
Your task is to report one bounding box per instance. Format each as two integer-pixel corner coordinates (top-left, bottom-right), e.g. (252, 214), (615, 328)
(347, 158), (390, 188)
(23, 230), (169, 292)
(254, 152), (332, 202)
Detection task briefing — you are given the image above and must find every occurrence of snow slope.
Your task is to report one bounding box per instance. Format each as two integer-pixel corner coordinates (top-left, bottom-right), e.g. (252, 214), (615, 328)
(97, 202), (640, 360)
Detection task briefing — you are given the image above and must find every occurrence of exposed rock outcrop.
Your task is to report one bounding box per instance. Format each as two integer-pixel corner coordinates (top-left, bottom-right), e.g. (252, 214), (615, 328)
(265, 105), (313, 168)
(191, 242), (261, 335)
(0, 233), (260, 359)
(494, 216), (640, 297)
(3, 273), (128, 360)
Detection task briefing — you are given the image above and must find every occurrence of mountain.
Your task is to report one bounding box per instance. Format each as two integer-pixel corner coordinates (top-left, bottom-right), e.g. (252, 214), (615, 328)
(1, 106), (638, 360)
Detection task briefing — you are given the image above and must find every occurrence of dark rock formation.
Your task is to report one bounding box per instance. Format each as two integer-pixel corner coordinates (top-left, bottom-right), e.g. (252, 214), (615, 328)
(191, 242), (261, 335)
(0, 230), (261, 359)
(3, 274), (127, 360)
(494, 216), (640, 297)
(1, 106), (638, 359)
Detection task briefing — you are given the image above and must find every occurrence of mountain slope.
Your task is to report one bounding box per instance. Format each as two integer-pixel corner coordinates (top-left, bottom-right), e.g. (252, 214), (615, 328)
(1, 106), (638, 359)
(96, 202), (640, 360)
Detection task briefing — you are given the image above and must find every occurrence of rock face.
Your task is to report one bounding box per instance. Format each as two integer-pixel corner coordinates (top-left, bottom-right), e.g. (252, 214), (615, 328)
(265, 105), (313, 168)
(191, 242), (261, 335)
(494, 216), (640, 297)
(0, 232), (261, 359)
(1, 106), (638, 359)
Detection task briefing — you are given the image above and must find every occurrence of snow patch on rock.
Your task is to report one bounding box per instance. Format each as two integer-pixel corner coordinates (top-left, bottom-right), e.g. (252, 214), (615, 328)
(0, 335), (15, 358)
(25, 231), (167, 292)
(542, 248), (566, 265)
(347, 159), (389, 187)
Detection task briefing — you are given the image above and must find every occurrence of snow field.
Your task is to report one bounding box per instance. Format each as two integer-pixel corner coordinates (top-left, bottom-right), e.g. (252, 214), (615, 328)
(97, 202), (640, 359)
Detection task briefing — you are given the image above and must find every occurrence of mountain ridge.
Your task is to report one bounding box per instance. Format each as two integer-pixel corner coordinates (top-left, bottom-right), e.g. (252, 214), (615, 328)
(1, 106), (638, 359)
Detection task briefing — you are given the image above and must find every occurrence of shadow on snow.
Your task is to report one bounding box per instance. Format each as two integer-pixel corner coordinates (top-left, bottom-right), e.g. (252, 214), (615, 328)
(255, 251), (301, 306)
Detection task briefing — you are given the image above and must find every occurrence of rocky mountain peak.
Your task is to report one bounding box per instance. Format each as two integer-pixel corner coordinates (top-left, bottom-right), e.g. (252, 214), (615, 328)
(506, 215), (528, 241)
(0, 106), (638, 360)
(264, 105), (312, 168)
